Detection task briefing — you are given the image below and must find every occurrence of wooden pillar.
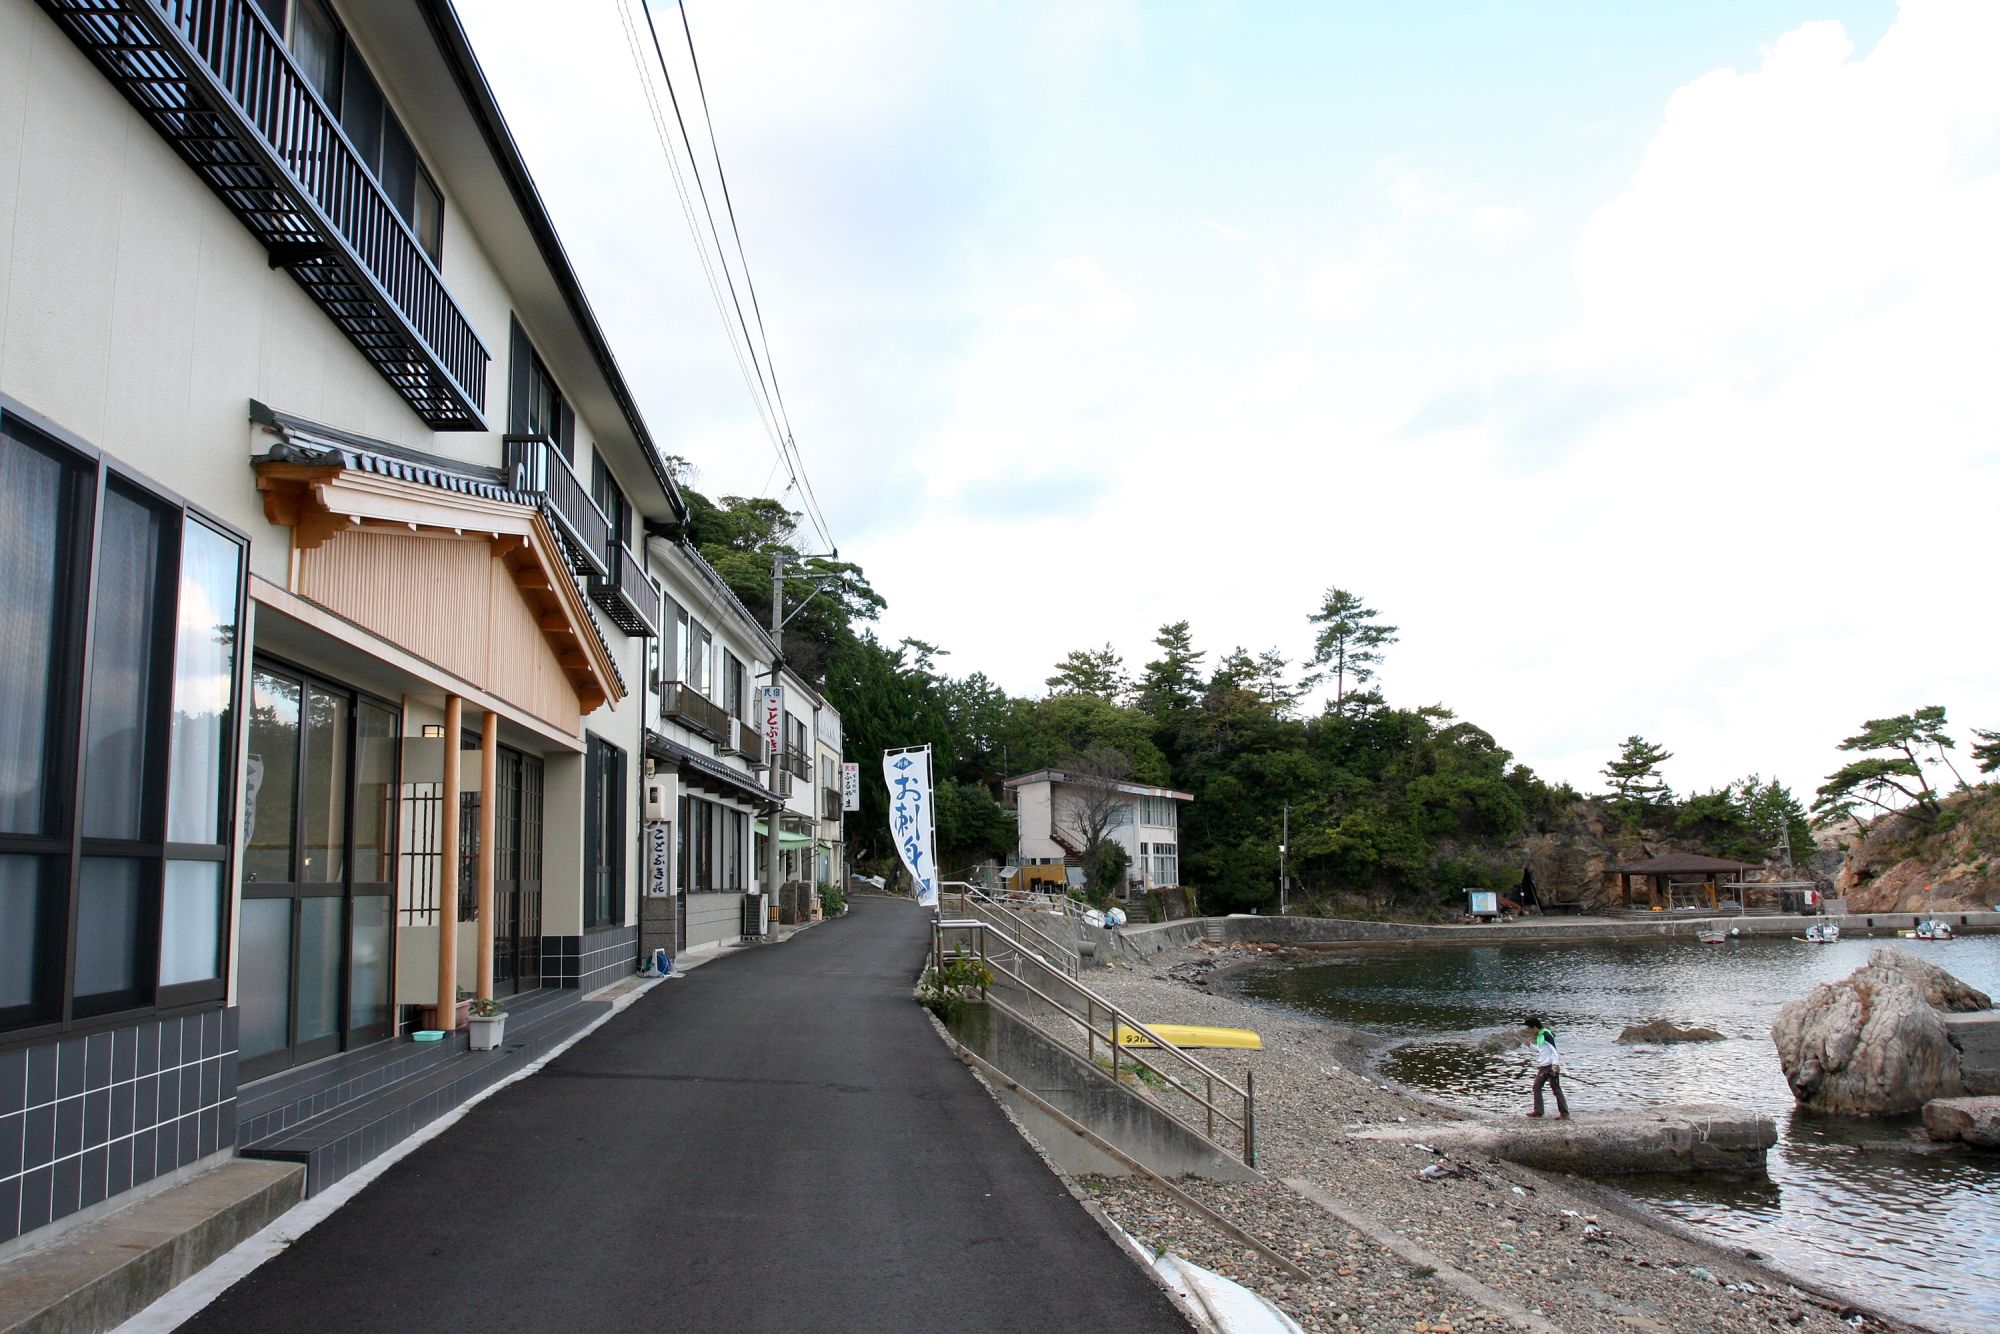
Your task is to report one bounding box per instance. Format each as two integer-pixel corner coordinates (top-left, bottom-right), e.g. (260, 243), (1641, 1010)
(476, 710), (498, 1000)
(437, 695), (463, 1028)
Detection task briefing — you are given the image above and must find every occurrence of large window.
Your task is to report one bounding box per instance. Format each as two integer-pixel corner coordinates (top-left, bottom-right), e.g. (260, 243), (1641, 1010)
(584, 735), (626, 928)
(0, 400), (245, 1038)
(1141, 842), (1180, 887)
(1141, 795), (1178, 829)
(254, 0), (445, 262)
(590, 453), (631, 555)
(507, 319), (573, 457)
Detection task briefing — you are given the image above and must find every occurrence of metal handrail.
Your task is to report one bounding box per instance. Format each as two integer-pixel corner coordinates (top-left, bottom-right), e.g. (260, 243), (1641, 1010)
(948, 887), (1079, 981)
(932, 916), (1255, 1166)
(505, 434), (609, 579)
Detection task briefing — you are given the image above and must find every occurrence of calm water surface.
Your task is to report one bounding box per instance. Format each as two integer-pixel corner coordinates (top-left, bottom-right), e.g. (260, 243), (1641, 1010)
(1235, 933), (2000, 1333)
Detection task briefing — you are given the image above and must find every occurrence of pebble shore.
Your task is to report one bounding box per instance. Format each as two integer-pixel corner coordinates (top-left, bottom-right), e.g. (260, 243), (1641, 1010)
(1065, 941), (1920, 1334)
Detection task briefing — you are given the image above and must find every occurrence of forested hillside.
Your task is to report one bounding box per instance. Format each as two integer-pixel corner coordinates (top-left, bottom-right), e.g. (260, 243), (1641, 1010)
(681, 480), (1994, 917)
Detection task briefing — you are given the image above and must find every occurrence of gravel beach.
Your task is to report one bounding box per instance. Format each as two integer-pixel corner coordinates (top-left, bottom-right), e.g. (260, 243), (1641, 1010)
(1056, 940), (1921, 1334)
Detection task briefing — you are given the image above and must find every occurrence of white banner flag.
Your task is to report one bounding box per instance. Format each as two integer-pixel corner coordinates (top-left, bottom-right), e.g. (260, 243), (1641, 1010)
(841, 761), (860, 812)
(883, 746), (938, 907)
(762, 686), (784, 758)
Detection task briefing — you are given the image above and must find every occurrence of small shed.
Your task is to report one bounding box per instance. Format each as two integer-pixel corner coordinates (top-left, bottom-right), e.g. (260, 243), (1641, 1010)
(1616, 853), (1761, 911)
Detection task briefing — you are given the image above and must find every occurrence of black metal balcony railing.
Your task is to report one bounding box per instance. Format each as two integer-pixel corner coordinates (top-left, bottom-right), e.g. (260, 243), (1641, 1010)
(660, 682), (728, 742)
(505, 435), (608, 580)
(737, 720), (768, 767)
(41, 0), (489, 428)
(590, 540), (662, 639)
(779, 749), (812, 784)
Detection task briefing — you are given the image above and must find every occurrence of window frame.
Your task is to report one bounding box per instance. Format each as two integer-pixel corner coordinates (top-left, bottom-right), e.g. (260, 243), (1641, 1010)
(0, 396), (249, 1048)
(583, 734), (626, 928)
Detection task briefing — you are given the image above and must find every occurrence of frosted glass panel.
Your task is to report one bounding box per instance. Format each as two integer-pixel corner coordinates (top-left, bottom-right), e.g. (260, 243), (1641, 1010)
(348, 896), (391, 1034)
(167, 521), (242, 845)
(354, 703), (397, 885)
(238, 898), (293, 1062)
(82, 485), (168, 840)
(243, 672), (299, 884)
(0, 856), (47, 1012)
(159, 861), (224, 986)
(0, 432), (70, 836)
(296, 896), (342, 1045)
(75, 857), (148, 1001)
(300, 688), (349, 883)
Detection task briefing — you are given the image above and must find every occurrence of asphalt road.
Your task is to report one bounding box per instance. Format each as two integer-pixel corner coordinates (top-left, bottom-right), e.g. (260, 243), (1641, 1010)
(183, 896), (1188, 1333)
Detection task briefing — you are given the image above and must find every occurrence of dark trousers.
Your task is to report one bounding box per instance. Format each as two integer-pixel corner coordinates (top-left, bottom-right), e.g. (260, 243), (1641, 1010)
(1532, 1065), (1567, 1117)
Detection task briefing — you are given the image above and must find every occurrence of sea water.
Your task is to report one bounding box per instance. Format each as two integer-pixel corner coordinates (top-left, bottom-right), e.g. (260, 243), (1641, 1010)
(1235, 933), (2000, 1333)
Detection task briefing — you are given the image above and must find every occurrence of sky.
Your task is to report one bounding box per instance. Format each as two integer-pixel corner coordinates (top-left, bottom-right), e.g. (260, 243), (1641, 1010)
(459, 0), (1997, 806)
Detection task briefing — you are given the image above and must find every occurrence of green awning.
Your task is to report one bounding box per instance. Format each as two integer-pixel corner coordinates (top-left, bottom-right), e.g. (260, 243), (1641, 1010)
(754, 823), (816, 849)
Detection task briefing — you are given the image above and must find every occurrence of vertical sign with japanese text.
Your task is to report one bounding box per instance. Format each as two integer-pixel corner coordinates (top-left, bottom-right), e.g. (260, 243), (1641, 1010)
(645, 821), (672, 897)
(840, 761), (860, 812)
(762, 686), (784, 762)
(883, 746), (937, 907)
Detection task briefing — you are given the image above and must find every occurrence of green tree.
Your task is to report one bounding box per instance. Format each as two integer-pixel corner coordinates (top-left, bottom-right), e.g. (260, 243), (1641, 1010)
(1974, 728), (2000, 776)
(1737, 776), (1815, 869)
(1602, 736), (1674, 808)
(1045, 644), (1128, 701)
(1814, 707), (1959, 824)
(1602, 736), (1674, 809)
(1306, 587), (1398, 712)
(821, 635), (955, 864)
(1134, 621), (1204, 723)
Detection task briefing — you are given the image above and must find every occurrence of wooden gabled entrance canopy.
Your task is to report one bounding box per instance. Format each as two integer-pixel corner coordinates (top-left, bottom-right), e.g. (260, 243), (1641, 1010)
(251, 408), (623, 730)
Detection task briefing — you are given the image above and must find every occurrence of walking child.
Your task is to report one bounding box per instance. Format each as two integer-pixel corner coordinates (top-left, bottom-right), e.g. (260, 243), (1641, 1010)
(1524, 1015), (1568, 1118)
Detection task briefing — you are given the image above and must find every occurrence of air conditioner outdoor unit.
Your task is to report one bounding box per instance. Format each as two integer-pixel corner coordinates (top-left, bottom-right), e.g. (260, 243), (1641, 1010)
(644, 772), (678, 822)
(771, 771), (792, 799)
(726, 718), (744, 754)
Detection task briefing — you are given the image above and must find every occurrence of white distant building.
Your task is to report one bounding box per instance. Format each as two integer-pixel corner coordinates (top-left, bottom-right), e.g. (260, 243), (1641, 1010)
(1003, 769), (1192, 899)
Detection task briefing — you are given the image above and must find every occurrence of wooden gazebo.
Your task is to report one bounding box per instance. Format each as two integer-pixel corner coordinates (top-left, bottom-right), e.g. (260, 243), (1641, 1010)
(1616, 853), (1761, 911)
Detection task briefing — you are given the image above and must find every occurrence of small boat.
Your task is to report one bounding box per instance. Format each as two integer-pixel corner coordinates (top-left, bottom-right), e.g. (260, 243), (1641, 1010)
(1795, 922), (1841, 944)
(1698, 927), (1730, 944)
(1114, 1023), (1263, 1050)
(1898, 920), (1955, 941)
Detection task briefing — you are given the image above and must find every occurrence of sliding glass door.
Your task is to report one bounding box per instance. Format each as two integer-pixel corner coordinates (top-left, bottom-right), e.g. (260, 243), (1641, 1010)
(239, 663), (398, 1082)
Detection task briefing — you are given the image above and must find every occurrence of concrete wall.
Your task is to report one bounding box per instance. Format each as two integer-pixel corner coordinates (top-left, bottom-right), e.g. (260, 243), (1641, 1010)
(947, 1001), (1259, 1184)
(1943, 1012), (2000, 1096)
(1118, 911), (2000, 954)
(684, 893), (745, 953)
(1014, 784), (1059, 861)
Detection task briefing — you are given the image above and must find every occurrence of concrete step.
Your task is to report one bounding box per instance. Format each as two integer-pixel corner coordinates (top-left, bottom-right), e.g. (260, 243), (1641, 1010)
(1353, 1102), (1776, 1175)
(0, 1159), (302, 1334)
(1199, 919), (1226, 945)
(239, 996), (603, 1195)
(235, 988), (580, 1147)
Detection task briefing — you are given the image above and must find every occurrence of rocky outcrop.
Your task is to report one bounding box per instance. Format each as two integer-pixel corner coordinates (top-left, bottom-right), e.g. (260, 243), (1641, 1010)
(1833, 787), (2000, 912)
(1870, 945), (1992, 1012)
(1922, 1096), (2000, 1148)
(1617, 1020), (1723, 1044)
(1770, 948), (1982, 1115)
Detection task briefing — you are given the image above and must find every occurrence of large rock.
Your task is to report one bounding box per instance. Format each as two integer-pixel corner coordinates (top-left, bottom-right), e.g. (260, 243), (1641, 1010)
(1868, 945), (1992, 1012)
(1923, 1096), (2000, 1148)
(1771, 955), (1967, 1115)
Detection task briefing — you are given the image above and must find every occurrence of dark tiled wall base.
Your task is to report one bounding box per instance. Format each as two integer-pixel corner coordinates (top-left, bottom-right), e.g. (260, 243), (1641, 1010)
(543, 926), (638, 994)
(0, 1008), (239, 1245)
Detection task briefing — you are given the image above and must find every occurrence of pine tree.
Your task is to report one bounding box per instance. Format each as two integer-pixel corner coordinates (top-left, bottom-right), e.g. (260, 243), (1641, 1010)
(1307, 588), (1397, 712)
(1602, 736), (1674, 808)
(1135, 621), (1204, 722)
(1045, 644), (1128, 700)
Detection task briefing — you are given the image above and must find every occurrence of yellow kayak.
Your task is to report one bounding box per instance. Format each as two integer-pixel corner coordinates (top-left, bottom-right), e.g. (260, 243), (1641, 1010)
(1113, 1023), (1262, 1051)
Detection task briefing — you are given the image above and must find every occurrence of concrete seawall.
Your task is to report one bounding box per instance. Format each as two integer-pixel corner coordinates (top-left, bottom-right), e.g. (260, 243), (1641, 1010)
(1355, 1104), (1777, 1175)
(1118, 909), (2000, 956)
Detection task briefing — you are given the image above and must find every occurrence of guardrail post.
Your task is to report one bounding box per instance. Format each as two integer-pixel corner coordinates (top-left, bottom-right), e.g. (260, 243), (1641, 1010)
(979, 928), (988, 1000)
(1085, 998), (1095, 1064)
(1244, 1069), (1257, 1167)
(1206, 1075), (1214, 1139)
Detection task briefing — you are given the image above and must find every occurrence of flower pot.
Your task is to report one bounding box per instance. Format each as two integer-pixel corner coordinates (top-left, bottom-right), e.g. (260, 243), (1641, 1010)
(418, 1000), (472, 1032)
(468, 1012), (507, 1051)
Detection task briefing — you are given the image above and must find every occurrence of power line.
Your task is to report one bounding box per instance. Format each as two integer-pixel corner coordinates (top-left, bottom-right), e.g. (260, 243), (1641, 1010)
(640, 0), (835, 552)
(614, 0), (787, 462)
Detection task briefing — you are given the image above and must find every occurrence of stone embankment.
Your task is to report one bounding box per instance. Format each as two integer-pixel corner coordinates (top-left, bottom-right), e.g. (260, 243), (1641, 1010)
(1064, 942), (1912, 1334)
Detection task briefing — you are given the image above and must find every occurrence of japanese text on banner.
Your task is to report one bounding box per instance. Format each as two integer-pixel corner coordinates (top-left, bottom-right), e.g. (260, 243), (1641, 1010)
(882, 746), (937, 907)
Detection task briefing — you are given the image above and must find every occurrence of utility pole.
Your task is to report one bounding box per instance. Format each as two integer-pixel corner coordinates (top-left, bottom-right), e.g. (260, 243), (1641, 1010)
(764, 549), (784, 938)
(1279, 803), (1289, 916)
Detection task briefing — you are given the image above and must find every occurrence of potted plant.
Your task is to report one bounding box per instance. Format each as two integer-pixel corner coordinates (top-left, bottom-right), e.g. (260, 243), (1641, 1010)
(467, 996), (507, 1051)
(418, 987), (473, 1034)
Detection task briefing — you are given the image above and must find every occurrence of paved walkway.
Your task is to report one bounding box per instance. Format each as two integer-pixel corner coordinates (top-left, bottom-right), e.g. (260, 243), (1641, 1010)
(181, 897), (1186, 1333)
